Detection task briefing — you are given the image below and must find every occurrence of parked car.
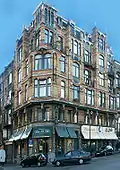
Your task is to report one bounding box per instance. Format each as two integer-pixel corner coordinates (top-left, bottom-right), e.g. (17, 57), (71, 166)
(52, 150), (91, 166)
(95, 145), (114, 157)
(20, 153), (47, 168)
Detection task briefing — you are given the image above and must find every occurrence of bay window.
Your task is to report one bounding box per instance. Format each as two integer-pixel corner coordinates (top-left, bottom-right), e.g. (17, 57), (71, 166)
(34, 54), (51, 70)
(34, 78), (51, 97)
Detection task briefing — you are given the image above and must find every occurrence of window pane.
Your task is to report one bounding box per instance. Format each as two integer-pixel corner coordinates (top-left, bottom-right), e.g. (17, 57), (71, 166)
(45, 29), (49, 43)
(74, 41), (78, 54)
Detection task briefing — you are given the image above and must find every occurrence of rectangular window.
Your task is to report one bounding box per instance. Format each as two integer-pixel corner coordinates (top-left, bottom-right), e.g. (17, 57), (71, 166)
(8, 72), (12, 84)
(58, 36), (63, 51)
(74, 41), (78, 55)
(61, 81), (65, 98)
(34, 79), (38, 97)
(49, 31), (53, 44)
(99, 92), (105, 107)
(45, 108), (50, 121)
(99, 73), (104, 86)
(60, 56), (65, 72)
(73, 85), (79, 100)
(68, 110), (72, 122)
(25, 84), (28, 101)
(98, 38), (104, 52)
(18, 91), (21, 105)
(117, 93), (120, 109)
(85, 89), (94, 105)
(25, 60), (28, 76)
(18, 68), (22, 83)
(18, 47), (22, 62)
(109, 96), (115, 110)
(99, 55), (104, 67)
(34, 78), (51, 97)
(37, 108), (42, 121)
(8, 109), (12, 125)
(8, 90), (12, 100)
(84, 70), (90, 85)
(84, 50), (90, 63)
(73, 63), (79, 78)
(45, 29), (49, 43)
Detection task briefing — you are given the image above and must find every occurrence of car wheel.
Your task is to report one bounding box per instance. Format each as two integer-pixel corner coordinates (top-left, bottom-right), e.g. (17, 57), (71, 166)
(79, 159), (84, 165)
(37, 162), (41, 167)
(55, 160), (61, 166)
(21, 163), (25, 168)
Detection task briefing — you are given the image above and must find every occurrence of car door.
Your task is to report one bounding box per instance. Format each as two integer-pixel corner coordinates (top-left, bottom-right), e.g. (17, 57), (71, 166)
(71, 151), (79, 164)
(30, 155), (37, 165)
(62, 151), (72, 165)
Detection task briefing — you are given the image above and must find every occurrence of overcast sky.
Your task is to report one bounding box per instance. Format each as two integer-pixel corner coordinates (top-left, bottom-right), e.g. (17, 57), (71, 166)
(0, 0), (120, 73)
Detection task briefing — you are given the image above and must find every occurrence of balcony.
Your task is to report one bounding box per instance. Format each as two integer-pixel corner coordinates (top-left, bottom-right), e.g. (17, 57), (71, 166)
(84, 61), (96, 69)
(72, 55), (80, 62)
(116, 84), (120, 89)
(85, 80), (94, 88)
(4, 98), (12, 108)
(108, 68), (114, 77)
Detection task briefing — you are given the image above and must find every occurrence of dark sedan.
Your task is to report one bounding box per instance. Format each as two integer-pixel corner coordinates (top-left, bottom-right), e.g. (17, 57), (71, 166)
(95, 145), (114, 157)
(52, 150), (91, 166)
(20, 153), (47, 168)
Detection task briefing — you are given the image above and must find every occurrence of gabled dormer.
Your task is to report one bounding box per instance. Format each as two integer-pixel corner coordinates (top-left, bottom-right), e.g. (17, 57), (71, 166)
(33, 2), (57, 29)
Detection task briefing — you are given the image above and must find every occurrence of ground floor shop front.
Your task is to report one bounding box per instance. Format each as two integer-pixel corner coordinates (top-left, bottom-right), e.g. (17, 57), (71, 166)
(8, 124), (118, 163)
(81, 125), (118, 153)
(9, 123), (80, 163)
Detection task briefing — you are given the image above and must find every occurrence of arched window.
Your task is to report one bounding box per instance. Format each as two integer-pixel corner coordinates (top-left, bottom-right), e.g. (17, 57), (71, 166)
(73, 62), (79, 78)
(44, 54), (51, 69)
(34, 55), (42, 70)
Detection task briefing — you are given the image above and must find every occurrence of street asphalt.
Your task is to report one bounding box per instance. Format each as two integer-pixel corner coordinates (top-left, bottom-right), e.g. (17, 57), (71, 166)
(2, 153), (120, 170)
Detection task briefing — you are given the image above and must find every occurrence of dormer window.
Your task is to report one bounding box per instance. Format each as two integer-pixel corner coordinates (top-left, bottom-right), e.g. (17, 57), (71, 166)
(44, 8), (54, 27)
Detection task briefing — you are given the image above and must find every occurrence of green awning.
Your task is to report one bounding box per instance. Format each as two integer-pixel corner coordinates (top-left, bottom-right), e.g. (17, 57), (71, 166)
(55, 126), (69, 138)
(67, 127), (77, 138)
(32, 126), (52, 138)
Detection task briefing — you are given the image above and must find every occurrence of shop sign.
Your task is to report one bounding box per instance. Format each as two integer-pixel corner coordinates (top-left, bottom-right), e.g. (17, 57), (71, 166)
(32, 126), (52, 138)
(28, 139), (33, 147)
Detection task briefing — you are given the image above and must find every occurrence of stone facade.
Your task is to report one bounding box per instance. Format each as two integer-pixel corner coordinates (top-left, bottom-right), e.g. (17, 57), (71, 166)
(0, 2), (120, 163)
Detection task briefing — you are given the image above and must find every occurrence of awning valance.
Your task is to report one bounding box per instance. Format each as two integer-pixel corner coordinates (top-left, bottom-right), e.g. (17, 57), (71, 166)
(55, 126), (69, 138)
(21, 126), (32, 140)
(32, 126), (52, 138)
(14, 128), (24, 141)
(67, 127), (77, 138)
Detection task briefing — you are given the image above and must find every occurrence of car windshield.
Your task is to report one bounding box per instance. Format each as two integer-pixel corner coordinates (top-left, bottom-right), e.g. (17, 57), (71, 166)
(99, 146), (106, 150)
